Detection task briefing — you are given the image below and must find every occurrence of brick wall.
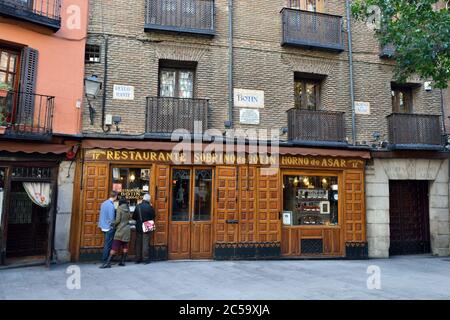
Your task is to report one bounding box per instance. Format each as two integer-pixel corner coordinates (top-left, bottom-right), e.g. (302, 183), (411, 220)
(83, 0), (443, 144)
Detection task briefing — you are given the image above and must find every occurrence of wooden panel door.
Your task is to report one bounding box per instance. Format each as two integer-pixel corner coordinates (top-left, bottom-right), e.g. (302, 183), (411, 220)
(81, 163), (109, 249)
(215, 166), (238, 243)
(191, 168), (213, 259)
(257, 168), (281, 242)
(154, 165), (170, 246)
(168, 168), (191, 259)
(168, 168), (214, 259)
(389, 180), (430, 255)
(239, 166), (257, 242)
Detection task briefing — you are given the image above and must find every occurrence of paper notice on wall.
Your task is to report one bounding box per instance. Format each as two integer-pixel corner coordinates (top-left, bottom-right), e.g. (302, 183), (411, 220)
(239, 108), (260, 125)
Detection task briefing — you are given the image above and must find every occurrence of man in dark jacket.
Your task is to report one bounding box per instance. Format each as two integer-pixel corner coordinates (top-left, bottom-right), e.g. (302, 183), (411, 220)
(133, 193), (155, 264)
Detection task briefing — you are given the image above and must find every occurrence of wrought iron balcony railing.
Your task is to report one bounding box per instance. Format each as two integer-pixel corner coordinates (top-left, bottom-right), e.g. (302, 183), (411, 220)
(287, 108), (346, 143)
(146, 97), (208, 134)
(145, 0), (215, 36)
(387, 113), (443, 149)
(0, 0), (61, 31)
(281, 8), (344, 52)
(0, 91), (54, 140)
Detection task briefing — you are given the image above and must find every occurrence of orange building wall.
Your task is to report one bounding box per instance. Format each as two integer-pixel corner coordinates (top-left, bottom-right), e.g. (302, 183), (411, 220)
(0, 0), (88, 135)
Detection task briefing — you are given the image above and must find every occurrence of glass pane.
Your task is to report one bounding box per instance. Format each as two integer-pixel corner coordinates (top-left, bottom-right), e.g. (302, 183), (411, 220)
(111, 167), (151, 208)
(8, 54), (17, 73)
(172, 169), (190, 222)
(178, 71), (194, 98)
(159, 70), (176, 97)
(294, 81), (303, 109)
(0, 52), (8, 70)
(306, 0), (316, 11)
(283, 175), (339, 226)
(0, 72), (6, 83)
(306, 82), (317, 110)
(0, 168), (5, 229)
(193, 169), (212, 221)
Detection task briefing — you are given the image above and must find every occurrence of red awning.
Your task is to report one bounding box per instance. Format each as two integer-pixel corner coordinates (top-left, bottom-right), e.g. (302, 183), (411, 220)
(279, 146), (371, 159)
(0, 141), (73, 154)
(82, 139), (370, 159)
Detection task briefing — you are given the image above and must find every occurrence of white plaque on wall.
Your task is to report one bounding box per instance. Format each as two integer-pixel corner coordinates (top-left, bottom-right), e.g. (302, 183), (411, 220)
(283, 211), (292, 226)
(239, 109), (260, 125)
(234, 89), (264, 108)
(113, 85), (135, 100)
(355, 101), (370, 115)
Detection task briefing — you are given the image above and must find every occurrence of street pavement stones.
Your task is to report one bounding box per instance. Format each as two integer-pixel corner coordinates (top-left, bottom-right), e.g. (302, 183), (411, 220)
(0, 255), (449, 299)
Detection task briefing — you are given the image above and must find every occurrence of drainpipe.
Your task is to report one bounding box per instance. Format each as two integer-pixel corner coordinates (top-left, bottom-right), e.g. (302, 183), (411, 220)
(227, 0), (234, 128)
(101, 35), (110, 133)
(345, 0), (356, 145)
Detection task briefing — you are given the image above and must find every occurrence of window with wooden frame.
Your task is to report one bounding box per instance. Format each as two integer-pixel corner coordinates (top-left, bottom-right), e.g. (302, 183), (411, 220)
(158, 61), (196, 99)
(294, 78), (321, 110)
(391, 85), (413, 113)
(0, 48), (21, 91)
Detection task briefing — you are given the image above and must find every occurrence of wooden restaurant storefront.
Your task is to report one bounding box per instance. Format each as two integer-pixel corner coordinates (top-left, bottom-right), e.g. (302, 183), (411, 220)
(70, 139), (370, 261)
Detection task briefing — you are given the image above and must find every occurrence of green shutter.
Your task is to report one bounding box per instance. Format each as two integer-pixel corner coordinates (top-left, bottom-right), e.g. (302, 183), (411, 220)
(18, 47), (38, 125)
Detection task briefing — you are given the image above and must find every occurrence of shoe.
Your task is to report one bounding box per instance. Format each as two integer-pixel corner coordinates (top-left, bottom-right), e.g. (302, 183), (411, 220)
(99, 254), (113, 268)
(118, 253), (128, 267)
(143, 260), (151, 265)
(135, 260), (142, 264)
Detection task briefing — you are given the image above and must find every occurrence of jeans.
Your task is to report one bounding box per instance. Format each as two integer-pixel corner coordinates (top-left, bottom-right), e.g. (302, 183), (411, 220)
(102, 229), (115, 263)
(135, 232), (150, 262)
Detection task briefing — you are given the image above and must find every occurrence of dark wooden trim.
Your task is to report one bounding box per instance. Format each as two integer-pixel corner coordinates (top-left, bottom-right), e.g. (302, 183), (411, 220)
(371, 150), (450, 159)
(69, 159), (82, 262)
(45, 167), (59, 267)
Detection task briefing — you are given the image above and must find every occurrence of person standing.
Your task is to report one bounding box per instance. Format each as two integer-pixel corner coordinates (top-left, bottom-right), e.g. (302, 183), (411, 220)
(98, 191), (118, 266)
(133, 193), (155, 264)
(100, 196), (132, 268)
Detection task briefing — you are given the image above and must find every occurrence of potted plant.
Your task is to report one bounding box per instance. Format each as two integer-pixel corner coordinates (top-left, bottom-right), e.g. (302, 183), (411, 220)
(0, 82), (11, 98)
(0, 110), (10, 134)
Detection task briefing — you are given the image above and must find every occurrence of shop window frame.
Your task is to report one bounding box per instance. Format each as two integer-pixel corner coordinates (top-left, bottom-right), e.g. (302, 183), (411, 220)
(281, 170), (343, 228)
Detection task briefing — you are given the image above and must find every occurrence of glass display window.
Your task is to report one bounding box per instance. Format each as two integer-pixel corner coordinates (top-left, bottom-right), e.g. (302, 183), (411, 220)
(283, 174), (339, 226)
(111, 167), (151, 209)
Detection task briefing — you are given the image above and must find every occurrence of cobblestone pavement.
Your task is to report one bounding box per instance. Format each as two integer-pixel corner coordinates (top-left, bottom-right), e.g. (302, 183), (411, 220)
(0, 255), (449, 300)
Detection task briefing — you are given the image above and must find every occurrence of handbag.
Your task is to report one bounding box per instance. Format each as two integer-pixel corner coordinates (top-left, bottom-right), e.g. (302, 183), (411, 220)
(137, 205), (155, 233)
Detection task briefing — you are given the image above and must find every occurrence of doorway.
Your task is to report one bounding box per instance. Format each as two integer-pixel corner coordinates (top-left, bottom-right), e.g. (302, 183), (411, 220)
(168, 167), (213, 259)
(5, 181), (49, 259)
(389, 180), (430, 255)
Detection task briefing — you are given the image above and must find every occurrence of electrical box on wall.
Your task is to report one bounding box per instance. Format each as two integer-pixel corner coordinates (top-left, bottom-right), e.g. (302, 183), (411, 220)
(105, 114), (113, 125)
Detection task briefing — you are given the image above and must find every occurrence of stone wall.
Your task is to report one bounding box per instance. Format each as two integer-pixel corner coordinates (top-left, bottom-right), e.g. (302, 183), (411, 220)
(54, 161), (76, 263)
(365, 158), (449, 258)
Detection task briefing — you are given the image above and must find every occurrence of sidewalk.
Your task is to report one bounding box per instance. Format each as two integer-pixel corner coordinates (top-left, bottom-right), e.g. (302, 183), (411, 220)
(0, 255), (449, 300)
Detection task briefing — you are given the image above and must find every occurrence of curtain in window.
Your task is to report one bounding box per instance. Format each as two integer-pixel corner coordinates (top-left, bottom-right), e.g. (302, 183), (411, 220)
(22, 182), (52, 208)
(178, 71), (193, 98)
(160, 70), (176, 97)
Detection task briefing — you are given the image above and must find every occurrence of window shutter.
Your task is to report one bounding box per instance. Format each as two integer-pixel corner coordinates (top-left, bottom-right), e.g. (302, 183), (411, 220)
(18, 47), (38, 125)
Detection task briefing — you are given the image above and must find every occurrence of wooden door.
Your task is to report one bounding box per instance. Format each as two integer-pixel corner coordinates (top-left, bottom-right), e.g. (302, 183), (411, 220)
(168, 168), (213, 259)
(389, 180), (430, 255)
(215, 166), (238, 243)
(257, 168), (281, 242)
(190, 169), (213, 259)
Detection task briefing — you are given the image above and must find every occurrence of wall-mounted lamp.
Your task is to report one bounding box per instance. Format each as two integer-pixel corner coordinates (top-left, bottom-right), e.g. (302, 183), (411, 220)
(84, 75), (103, 125)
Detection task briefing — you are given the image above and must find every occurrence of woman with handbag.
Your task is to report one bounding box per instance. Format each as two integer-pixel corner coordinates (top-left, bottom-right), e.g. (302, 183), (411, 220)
(132, 193), (156, 264)
(100, 196), (132, 268)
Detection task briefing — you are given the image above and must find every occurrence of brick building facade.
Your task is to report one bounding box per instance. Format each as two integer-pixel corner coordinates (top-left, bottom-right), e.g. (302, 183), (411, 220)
(70, 0), (449, 261)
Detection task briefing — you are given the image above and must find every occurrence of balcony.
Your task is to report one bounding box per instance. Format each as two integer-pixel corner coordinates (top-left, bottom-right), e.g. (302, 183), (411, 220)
(0, 0), (61, 31)
(380, 43), (395, 58)
(287, 109), (346, 146)
(145, 0), (215, 36)
(0, 91), (54, 140)
(146, 97), (208, 135)
(387, 113), (443, 150)
(281, 8), (344, 52)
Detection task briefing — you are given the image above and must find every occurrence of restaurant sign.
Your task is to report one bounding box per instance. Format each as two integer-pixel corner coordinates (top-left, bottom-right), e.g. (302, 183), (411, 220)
(85, 150), (364, 169)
